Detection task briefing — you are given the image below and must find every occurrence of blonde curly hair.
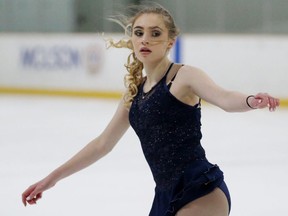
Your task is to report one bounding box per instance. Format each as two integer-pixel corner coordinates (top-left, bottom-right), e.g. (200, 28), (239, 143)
(107, 3), (179, 107)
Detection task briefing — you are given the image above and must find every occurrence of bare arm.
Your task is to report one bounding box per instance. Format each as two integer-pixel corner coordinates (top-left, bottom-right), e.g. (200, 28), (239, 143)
(180, 65), (280, 112)
(22, 99), (130, 206)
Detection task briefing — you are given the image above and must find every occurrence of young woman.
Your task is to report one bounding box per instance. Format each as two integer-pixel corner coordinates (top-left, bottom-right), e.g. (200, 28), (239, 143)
(22, 3), (280, 216)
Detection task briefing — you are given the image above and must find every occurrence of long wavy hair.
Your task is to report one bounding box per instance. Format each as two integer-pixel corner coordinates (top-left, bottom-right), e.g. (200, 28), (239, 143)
(107, 2), (179, 107)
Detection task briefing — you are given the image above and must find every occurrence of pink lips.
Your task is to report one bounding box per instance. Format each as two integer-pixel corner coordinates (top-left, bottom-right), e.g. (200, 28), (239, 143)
(140, 47), (152, 54)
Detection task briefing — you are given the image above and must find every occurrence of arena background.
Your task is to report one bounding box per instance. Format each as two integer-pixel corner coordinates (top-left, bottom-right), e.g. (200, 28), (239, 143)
(1, 1), (287, 216)
(0, 0), (287, 105)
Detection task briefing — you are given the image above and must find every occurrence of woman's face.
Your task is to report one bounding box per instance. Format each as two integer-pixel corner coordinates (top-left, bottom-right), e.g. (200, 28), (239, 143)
(131, 13), (174, 64)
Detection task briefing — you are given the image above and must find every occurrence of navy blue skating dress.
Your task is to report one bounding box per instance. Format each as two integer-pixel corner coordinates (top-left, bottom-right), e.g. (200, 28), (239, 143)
(129, 63), (231, 216)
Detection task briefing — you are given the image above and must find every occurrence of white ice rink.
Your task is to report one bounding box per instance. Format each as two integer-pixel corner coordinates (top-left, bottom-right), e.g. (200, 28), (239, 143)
(1, 95), (287, 216)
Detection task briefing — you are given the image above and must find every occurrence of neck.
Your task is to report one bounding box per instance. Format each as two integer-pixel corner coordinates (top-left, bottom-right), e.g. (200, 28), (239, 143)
(143, 58), (172, 85)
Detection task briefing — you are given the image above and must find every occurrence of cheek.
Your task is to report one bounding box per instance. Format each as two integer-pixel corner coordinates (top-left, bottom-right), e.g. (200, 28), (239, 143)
(158, 43), (170, 53)
(131, 37), (140, 49)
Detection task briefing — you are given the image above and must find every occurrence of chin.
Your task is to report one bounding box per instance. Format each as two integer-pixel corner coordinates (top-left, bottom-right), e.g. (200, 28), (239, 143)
(137, 56), (150, 63)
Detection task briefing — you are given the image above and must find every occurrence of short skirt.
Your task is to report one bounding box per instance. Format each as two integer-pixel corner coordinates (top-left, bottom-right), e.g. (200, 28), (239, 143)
(148, 160), (231, 216)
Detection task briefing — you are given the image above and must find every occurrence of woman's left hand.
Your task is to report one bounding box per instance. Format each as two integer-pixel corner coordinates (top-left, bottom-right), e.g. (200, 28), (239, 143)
(249, 93), (280, 111)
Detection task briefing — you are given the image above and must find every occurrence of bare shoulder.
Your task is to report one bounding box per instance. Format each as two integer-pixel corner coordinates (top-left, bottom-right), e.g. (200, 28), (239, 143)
(178, 64), (206, 76)
(177, 65), (210, 87)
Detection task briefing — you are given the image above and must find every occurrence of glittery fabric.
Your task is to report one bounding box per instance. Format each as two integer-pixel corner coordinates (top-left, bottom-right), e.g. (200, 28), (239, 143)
(129, 64), (230, 215)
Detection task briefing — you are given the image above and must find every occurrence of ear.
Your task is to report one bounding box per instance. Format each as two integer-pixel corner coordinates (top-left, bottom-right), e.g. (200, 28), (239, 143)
(167, 39), (176, 49)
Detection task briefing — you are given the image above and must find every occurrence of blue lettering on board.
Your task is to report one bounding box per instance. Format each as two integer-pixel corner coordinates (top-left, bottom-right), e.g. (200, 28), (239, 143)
(21, 46), (80, 70)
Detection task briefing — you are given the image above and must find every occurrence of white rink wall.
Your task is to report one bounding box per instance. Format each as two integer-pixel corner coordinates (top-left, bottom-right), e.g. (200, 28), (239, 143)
(182, 35), (288, 98)
(0, 34), (287, 98)
(0, 34), (129, 95)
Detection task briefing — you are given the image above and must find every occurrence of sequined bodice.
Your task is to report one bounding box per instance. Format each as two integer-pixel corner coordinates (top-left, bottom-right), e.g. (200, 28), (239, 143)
(129, 64), (206, 190)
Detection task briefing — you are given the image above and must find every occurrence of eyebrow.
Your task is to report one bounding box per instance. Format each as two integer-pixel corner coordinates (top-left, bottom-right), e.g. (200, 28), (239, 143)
(133, 26), (164, 31)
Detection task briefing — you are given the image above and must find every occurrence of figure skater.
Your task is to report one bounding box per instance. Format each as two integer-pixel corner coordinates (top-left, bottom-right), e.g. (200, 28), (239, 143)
(22, 3), (280, 216)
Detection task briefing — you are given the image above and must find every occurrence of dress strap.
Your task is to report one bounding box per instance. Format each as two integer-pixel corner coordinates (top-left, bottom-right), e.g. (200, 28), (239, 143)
(164, 63), (174, 78)
(166, 64), (202, 108)
(198, 98), (202, 107)
(167, 64), (184, 89)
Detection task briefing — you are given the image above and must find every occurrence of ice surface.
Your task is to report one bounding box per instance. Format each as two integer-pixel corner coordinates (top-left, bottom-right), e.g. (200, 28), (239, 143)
(0, 95), (287, 216)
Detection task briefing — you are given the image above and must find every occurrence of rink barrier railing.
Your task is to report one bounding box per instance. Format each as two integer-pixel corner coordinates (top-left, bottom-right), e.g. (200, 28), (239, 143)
(0, 87), (122, 99)
(0, 87), (287, 107)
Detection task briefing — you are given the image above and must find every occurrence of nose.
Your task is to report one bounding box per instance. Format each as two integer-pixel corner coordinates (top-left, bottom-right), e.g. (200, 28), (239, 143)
(141, 34), (150, 45)
(141, 39), (149, 46)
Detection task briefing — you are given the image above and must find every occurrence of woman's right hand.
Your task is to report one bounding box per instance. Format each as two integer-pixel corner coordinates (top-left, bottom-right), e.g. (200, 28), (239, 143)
(22, 176), (56, 206)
